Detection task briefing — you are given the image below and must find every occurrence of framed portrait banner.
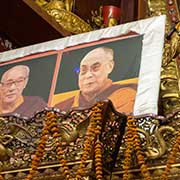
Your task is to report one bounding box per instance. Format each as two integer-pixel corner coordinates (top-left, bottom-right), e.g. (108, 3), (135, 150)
(0, 15), (166, 117)
(52, 32), (143, 115)
(0, 52), (58, 118)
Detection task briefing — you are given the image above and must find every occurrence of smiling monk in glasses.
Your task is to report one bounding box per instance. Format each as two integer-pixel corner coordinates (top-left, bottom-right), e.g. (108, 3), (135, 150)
(55, 47), (137, 115)
(0, 65), (47, 117)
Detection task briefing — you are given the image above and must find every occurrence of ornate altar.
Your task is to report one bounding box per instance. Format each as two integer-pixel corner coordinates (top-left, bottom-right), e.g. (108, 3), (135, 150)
(0, 101), (127, 180)
(0, 0), (180, 180)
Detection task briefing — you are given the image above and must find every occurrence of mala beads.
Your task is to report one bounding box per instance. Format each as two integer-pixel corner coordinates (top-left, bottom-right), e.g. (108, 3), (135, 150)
(133, 125), (151, 180)
(123, 116), (135, 180)
(25, 112), (51, 180)
(76, 103), (104, 180)
(160, 129), (180, 180)
(123, 116), (151, 180)
(94, 139), (103, 180)
(49, 112), (72, 180)
(93, 104), (103, 180)
(25, 111), (71, 180)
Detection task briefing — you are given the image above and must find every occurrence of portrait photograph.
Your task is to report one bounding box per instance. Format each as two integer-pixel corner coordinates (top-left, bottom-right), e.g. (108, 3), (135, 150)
(52, 34), (143, 115)
(0, 53), (58, 118)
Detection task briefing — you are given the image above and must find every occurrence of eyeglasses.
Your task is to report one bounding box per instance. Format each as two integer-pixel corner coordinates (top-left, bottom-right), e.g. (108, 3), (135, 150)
(1, 77), (28, 88)
(79, 61), (113, 76)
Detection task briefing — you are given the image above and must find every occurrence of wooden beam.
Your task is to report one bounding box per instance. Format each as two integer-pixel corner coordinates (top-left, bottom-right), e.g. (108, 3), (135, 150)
(120, 0), (137, 23)
(23, 0), (72, 37)
(138, 0), (148, 20)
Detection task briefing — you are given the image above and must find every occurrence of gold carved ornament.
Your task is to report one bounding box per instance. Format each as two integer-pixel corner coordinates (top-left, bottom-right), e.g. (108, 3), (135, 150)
(90, 6), (104, 29)
(23, 111), (71, 180)
(1, 102), (104, 180)
(148, 0), (180, 116)
(122, 116), (151, 180)
(160, 128), (180, 179)
(122, 115), (180, 180)
(120, 1), (180, 172)
(117, 1), (180, 179)
(35, 0), (93, 34)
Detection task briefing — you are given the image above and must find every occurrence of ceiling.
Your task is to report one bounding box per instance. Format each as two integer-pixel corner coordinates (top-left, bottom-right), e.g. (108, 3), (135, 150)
(0, 0), (65, 48)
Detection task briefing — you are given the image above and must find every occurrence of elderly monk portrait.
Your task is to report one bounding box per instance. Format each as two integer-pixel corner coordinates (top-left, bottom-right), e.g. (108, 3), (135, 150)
(55, 47), (137, 114)
(0, 65), (47, 117)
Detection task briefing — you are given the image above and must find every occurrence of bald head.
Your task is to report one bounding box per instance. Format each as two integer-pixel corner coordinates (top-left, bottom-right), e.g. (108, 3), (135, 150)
(80, 47), (114, 65)
(1, 65), (30, 83)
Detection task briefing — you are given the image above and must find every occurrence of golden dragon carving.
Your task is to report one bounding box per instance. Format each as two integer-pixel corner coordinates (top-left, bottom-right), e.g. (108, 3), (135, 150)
(138, 125), (176, 159)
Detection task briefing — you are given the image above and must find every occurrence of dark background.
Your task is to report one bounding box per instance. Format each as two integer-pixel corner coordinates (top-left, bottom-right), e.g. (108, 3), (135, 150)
(0, 54), (57, 102)
(55, 35), (143, 94)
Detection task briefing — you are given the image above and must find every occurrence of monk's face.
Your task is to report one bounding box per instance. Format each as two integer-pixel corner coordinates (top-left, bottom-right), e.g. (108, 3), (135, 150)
(0, 67), (28, 104)
(79, 48), (114, 96)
